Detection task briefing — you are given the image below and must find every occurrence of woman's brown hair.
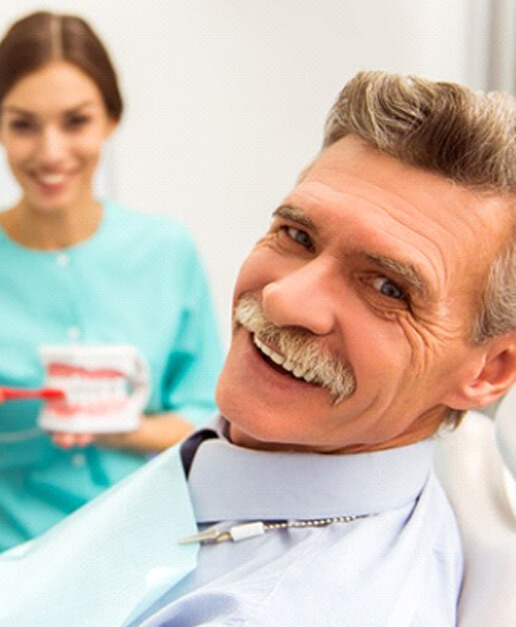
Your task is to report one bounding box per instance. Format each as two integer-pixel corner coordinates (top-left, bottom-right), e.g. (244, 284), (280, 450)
(0, 11), (123, 121)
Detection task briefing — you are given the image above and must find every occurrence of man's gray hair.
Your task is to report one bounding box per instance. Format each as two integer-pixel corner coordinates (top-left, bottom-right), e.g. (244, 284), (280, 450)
(323, 70), (516, 345)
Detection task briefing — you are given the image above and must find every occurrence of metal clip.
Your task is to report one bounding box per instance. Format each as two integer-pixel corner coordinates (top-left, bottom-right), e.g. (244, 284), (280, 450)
(179, 526), (231, 545)
(179, 521), (266, 545)
(179, 526), (220, 544)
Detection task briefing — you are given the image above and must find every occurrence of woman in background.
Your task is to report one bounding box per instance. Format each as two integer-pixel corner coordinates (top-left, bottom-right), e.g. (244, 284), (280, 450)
(0, 11), (223, 550)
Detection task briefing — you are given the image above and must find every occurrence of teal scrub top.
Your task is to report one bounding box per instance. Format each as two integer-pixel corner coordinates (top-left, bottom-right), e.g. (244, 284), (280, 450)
(0, 200), (223, 550)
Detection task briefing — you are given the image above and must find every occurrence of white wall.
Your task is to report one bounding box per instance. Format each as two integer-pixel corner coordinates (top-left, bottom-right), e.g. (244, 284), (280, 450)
(0, 0), (480, 343)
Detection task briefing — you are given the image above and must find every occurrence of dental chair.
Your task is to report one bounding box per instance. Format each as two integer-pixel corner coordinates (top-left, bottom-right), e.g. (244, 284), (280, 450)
(434, 389), (516, 627)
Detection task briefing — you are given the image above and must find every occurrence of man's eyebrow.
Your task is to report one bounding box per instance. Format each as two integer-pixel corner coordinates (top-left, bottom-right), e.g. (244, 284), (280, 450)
(272, 206), (429, 295)
(272, 206), (316, 230)
(366, 253), (428, 295)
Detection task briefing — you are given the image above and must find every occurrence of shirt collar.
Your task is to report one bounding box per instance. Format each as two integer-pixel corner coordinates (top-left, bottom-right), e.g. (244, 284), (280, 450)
(186, 416), (435, 523)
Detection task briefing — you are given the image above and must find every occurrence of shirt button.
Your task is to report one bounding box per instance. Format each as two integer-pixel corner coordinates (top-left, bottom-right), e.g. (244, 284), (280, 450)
(57, 253), (69, 267)
(72, 453), (86, 468)
(67, 326), (81, 340)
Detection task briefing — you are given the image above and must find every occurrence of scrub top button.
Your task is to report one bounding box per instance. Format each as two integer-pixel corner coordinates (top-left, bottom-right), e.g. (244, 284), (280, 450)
(67, 326), (81, 341)
(72, 453), (86, 468)
(57, 253), (69, 267)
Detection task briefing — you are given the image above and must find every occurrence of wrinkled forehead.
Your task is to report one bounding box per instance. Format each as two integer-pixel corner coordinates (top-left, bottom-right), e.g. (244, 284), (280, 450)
(298, 137), (514, 248)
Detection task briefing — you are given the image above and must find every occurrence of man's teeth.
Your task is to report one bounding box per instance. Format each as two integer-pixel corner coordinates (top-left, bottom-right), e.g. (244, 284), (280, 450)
(253, 335), (317, 384)
(37, 173), (66, 185)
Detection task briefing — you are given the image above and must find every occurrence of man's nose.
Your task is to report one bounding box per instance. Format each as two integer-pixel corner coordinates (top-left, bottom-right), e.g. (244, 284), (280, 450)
(37, 127), (67, 164)
(261, 259), (336, 335)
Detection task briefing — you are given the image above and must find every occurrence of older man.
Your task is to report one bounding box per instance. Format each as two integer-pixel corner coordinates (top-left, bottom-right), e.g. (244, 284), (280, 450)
(128, 71), (516, 626)
(3, 71), (516, 626)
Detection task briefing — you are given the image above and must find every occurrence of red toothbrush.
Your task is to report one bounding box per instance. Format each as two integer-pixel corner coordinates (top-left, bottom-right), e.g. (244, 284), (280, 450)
(0, 386), (66, 403)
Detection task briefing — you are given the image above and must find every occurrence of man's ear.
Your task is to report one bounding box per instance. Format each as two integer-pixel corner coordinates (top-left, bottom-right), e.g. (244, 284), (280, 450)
(446, 335), (516, 410)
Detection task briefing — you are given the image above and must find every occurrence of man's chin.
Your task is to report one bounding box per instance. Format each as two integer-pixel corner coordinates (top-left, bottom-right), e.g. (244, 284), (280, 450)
(226, 421), (305, 452)
(226, 422), (269, 449)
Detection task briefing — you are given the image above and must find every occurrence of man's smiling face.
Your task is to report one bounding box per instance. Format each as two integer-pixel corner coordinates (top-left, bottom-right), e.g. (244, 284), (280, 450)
(216, 134), (512, 453)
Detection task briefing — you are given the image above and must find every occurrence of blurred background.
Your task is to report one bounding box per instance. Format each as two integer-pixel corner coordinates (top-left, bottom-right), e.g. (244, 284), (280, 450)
(0, 0), (513, 345)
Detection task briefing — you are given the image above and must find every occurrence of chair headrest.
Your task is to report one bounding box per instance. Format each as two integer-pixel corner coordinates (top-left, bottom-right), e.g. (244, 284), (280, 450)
(495, 386), (516, 478)
(494, 386), (516, 515)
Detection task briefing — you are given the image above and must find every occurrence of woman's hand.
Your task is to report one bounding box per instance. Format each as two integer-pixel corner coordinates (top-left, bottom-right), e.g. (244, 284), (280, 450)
(51, 413), (195, 453)
(52, 432), (95, 448)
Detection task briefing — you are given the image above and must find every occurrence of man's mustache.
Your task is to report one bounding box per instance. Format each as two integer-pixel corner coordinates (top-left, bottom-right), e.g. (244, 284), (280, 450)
(234, 293), (357, 404)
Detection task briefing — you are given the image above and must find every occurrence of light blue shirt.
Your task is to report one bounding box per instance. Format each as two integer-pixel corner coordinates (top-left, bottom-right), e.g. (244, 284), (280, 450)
(0, 418), (463, 626)
(134, 418), (463, 626)
(0, 200), (223, 549)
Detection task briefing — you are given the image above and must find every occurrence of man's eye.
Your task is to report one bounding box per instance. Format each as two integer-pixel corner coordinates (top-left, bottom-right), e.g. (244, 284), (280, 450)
(371, 276), (407, 301)
(285, 226), (313, 249)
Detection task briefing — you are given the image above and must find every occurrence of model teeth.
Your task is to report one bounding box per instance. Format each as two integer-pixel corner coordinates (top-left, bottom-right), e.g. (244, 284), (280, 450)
(48, 375), (127, 404)
(253, 335), (317, 384)
(38, 173), (66, 185)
